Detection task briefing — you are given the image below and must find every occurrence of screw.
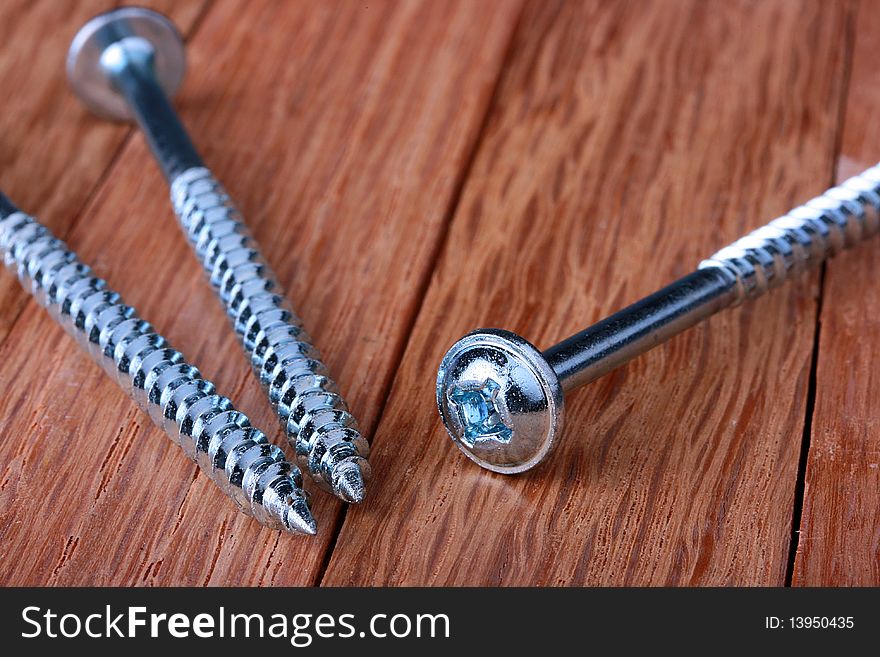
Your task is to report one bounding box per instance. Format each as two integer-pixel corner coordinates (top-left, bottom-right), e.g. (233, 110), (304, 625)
(437, 163), (880, 473)
(67, 8), (370, 503)
(0, 195), (317, 535)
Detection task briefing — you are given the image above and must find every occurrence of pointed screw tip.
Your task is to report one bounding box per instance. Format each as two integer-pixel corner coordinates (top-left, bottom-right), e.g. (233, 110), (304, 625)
(285, 498), (318, 536)
(334, 463), (367, 504)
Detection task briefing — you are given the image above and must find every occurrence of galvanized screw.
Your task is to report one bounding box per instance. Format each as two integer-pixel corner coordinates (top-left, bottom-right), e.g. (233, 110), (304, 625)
(437, 163), (880, 473)
(0, 195), (317, 535)
(67, 7), (370, 503)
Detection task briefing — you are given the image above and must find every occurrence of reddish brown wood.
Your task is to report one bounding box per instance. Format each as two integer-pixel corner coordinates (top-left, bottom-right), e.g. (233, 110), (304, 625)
(0, 0), (206, 343)
(323, 0), (850, 585)
(792, 0), (880, 586)
(0, 0), (522, 584)
(3, 0), (873, 587)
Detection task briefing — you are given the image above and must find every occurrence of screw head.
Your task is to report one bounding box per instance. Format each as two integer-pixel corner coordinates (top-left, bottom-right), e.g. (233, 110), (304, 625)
(436, 329), (564, 474)
(67, 7), (186, 121)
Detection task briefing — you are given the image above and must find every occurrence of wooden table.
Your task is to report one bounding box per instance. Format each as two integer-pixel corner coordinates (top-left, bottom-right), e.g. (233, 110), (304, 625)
(1, 0), (877, 586)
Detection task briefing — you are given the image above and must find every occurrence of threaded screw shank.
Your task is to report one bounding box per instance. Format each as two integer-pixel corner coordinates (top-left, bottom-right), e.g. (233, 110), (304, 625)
(700, 165), (880, 302)
(0, 210), (316, 535)
(170, 167), (370, 503)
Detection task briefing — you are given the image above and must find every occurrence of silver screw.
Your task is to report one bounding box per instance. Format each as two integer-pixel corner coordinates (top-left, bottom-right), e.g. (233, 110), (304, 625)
(0, 195), (317, 535)
(67, 8), (370, 503)
(437, 163), (880, 474)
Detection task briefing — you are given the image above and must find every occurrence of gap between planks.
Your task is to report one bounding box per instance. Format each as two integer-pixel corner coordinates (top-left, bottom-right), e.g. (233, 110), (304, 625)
(783, 0), (860, 586)
(312, 1), (530, 586)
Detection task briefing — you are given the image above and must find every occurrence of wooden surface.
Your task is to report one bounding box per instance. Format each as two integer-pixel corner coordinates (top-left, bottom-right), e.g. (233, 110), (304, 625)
(791, 0), (880, 586)
(0, 0), (876, 586)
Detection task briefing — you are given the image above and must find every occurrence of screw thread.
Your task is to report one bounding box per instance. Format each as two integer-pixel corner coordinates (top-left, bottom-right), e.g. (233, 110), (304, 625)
(170, 167), (370, 503)
(0, 210), (316, 535)
(700, 164), (880, 302)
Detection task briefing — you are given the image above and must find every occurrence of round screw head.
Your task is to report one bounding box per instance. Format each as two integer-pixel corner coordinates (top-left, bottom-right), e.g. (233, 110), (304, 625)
(67, 7), (186, 121)
(436, 329), (564, 474)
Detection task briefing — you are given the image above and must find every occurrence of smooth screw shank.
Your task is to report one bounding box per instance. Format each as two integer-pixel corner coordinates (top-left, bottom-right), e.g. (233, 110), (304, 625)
(67, 8), (370, 502)
(0, 201), (317, 535)
(437, 163), (880, 473)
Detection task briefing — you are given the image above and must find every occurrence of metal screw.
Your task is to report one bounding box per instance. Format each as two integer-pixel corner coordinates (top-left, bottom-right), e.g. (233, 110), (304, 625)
(0, 195), (317, 535)
(67, 8), (370, 503)
(437, 163), (880, 474)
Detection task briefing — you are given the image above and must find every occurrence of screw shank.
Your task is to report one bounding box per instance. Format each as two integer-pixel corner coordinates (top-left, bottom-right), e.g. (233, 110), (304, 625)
(545, 164), (880, 394)
(108, 54), (203, 180)
(544, 267), (736, 392)
(0, 198), (316, 534)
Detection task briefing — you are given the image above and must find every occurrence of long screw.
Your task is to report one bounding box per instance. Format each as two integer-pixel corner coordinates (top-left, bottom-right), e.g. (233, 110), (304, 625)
(0, 195), (317, 535)
(437, 163), (880, 474)
(67, 8), (370, 502)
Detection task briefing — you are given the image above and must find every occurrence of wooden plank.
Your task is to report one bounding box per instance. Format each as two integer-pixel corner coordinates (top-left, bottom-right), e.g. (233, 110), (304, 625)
(324, 0), (850, 585)
(0, 0), (522, 585)
(0, 0), (206, 343)
(792, 0), (880, 586)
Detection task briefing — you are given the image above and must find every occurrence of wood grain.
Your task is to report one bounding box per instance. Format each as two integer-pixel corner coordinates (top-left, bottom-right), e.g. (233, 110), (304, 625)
(0, 0), (206, 343)
(792, 0), (880, 586)
(323, 0), (850, 585)
(0, 0), (521, 585)
(2, 0), (871, 587)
